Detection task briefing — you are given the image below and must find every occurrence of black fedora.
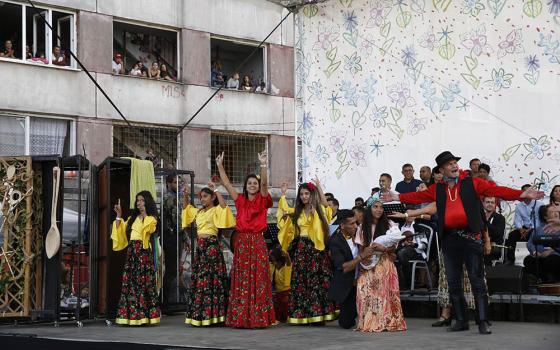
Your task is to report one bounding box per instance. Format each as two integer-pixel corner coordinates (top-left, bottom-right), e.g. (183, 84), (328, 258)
(435, 151), (461, 167)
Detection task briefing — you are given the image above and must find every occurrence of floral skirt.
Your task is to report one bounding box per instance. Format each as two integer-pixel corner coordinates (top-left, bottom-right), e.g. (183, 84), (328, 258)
(287, 237), (337, 324)
(356, 255), (406, 332)
(116, 240), (161, 326)
(185, 236), (229, 326)
(226, 232), (276, 328)
(437, 250), (475, 309)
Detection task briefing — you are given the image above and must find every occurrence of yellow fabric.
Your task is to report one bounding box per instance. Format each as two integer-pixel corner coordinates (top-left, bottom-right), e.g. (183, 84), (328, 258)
(111, 216), (157, 251)
(124, 157), (157, 209)
(181, 204), (235, 235)
(296, 205), (332, 251)
(185, 315), (225, 326)
(277, 195), (295, 251)
(269, 264), (292, 293)
(115, 317), (160, 326)
(287, 310), (340, 324)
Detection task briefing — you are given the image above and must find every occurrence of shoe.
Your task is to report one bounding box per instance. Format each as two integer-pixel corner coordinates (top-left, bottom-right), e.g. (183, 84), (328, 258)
(478, 320), (492, 334)
(431, 317), (452, 327)
(447, 321), (469, 332)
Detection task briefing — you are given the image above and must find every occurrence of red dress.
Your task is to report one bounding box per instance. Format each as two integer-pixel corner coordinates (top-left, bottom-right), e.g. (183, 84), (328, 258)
(226, 193), (276, 328)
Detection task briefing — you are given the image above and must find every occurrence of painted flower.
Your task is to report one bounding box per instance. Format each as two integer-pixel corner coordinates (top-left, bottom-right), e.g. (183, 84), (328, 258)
(460, 25), (493, 56)
(461, 0), (485, 16)
(369, 105), (388, 128)
(497, 28), (524, 59)
(343, 10), (358, 32)
(313, 25), (340, 51)
(533, 171), (558, 194)
(549, 0), (560, 15)
(401, 45), (417, 67)
(340, 80), (358, 106)
(307, 80), (323, 100)
(367, 0), (392, 27)
(537, 33), (560, 64)
(525, 55), (540, 72)
(343, 52), (363, 76)
(301, 111), (314, 130)
(408, 117), (427, 136)
(361, 74), (378, 102)
(329, 128), (347, 152)
(361, 37), (375, 55)
(486, 68), (513, 92)
(313, 144), (330, 164)
(387, 82), (415, 108)
(349, 144), (367, 167)
(418, 31), (437, 51)
(523, 135), (551, 161)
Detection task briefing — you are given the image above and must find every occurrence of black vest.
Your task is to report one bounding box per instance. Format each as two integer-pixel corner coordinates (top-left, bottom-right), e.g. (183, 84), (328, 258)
(435, 176), (484, 236)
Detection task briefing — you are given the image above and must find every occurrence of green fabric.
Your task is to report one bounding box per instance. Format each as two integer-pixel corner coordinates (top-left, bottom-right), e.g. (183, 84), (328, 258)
(123, 158), (157, 209)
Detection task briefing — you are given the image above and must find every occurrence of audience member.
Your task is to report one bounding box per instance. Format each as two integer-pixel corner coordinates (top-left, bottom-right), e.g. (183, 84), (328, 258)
(148, 61), (161, 79)
(419, 166), (432, 183)
(477, 163), (494, 182)
(469, 158), (481, 177)
(524, 204), (560, 282)
(327, 197), (340, 224)
(211, 61), (225, 87)
(429, 166), (443, 185)
(52, 46), (66, 66)
(366, 174), (393, 206)
(160, 63), (174, 81)
(139, 61), (148, 77)
(505, 184), (543, 263)
(355, 197), (365, 207)
(226, 72), (240, 89)
(25, 45), (32, 60)
(241, 75), (252, 91)
(395, 164), (422, 194)
(269, 244), (292, 322)
(482, 196), (506, 264)
(112, 53), (125, 74)
(352, 206), (365, 225)
(325, 192), (334, 201)
(1, 40), (16, 59)
(550, 185), (560, 207)
(396, 221), (428, 291)
(130, 61), (143, 77)
(255, 81), (267, 93)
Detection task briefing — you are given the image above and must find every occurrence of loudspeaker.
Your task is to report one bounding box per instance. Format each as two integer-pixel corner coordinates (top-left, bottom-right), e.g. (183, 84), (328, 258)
(486, 265), (528, 294)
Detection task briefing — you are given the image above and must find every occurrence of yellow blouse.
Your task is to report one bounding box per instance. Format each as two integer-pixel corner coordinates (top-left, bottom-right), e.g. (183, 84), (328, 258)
(269, 264), (292, 293)
(276, 195), (332, 251)
(111, 215), (157, 251)
(181, 204), (235, 236)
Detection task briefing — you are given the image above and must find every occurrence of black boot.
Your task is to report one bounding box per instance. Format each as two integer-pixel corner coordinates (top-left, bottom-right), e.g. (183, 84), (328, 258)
(475, 295), (492, 335)
(447, 294), (469, 332)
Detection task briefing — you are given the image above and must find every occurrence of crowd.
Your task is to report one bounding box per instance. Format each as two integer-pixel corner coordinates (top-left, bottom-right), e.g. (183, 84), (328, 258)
(1, 39), (70, 66)
(112, 52), (176, 81)
(109, 150), (556, 336)
(211, 60), (267, 93)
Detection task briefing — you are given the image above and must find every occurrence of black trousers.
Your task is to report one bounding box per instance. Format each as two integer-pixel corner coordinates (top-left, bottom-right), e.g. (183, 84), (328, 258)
(397, 246), (423, 289)
(505, 229), (531, 263)
(524, 254), (560, 283)
(442, 233), (488, 322)
(163, 231), (180, 305)
(338, 286), (357, 329)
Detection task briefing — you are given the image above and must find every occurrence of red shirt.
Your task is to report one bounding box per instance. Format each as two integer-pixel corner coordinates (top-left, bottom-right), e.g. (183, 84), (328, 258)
(234, 192), (273, 233)
(400, 171), (523, 230)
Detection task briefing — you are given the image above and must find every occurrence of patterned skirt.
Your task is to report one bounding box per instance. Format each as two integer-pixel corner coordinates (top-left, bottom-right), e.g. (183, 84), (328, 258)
(226, 232), (276, 328)
(116, 240), (161, 326)
(437, 250), (475, 309)
(287, 237), (337, 324)
(356, 255), (407, 332)
(185, 236), (229, 326)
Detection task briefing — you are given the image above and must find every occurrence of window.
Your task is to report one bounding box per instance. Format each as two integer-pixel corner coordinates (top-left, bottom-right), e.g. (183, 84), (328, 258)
(211, 131), (267, 185)
(211, 37), (267, 92)
(113, 21), (179, 80)
(113, 123), (178, 168)
(0, 115), (74, 156)
(0, 1), (76, 67)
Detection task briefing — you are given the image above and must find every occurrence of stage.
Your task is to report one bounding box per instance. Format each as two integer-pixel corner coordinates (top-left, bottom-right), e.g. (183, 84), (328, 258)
(0, 315), (557, 350)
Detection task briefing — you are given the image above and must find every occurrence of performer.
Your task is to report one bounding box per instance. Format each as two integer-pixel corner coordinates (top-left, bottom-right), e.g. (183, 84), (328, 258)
(182, 182), (235, 326)
(328, 210), (375, 329)
(218, 151), (276, 328)
(354, 200), (407, 332)
(383, 151), (544, 334)
(112, 192), (161, 326)
(269, 244), (292, 323)
(278, 178), (337, 324)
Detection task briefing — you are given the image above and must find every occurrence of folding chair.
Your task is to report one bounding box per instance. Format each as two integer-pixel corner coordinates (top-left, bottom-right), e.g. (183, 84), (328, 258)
(410, 223), (434, 293)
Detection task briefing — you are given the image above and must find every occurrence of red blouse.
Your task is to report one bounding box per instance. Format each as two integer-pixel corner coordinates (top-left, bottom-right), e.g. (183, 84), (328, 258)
(234, 192), (273, 233)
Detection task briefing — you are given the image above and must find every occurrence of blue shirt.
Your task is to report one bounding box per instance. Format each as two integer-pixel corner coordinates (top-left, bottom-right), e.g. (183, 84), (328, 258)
(527, 226), (560, 255)
(396, 178), (423, 194)
(513, 200), (543, 229)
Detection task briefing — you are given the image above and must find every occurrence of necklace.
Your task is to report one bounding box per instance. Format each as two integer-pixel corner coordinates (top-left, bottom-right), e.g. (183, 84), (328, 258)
(447, 187), (458, 202)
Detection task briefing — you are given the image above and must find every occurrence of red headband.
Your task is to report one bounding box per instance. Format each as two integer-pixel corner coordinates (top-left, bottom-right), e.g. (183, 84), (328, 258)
(307, 182), (317, 191)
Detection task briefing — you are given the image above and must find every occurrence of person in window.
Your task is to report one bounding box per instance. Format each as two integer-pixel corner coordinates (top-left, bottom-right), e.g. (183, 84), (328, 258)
(25, 45), (32, 60)
(139, 61), (148, 77)
(211, 61), (224, 87)
(52, 46), (66, 66)
(112, 53), (125, 74)
(240, 75), (252, 91)
(255, 81), (267, 93)
(160, 63), (174, 81)
(226, 72), (240, 89)
(130, 61), (143, 77)
(148, 61), (160, 79)
(1, 40), (16, 59)
(33, 51), (49, 65)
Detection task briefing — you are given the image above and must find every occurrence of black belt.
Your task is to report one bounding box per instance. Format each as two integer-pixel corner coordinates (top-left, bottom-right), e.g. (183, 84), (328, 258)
(445, 229), (482, 243)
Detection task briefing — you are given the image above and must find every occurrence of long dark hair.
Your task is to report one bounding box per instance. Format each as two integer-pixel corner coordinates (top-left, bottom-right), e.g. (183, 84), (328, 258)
(199, 187), (219, 207)
(292, 183), (329, 241)
(242, 173), (261, 198)
(361, 202), (390, 247)
(126, 191), (158, 238)
(550, 185), (560, 205)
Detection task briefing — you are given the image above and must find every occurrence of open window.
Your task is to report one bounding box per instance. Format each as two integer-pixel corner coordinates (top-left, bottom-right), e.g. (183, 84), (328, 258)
(210, 37), (267, 92)
(113, 21), (179, 80)
(0, 1), (23, 59)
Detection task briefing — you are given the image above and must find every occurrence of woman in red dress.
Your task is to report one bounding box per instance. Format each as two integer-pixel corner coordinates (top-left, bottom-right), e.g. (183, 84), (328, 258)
(217, 150), (276, 328)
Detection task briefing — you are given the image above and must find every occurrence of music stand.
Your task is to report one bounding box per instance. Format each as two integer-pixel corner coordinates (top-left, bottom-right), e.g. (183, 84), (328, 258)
(383, 202), (407, 214)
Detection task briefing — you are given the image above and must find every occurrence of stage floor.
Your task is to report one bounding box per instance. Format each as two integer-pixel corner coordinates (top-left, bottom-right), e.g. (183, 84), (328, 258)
(0, 315), (557, 350)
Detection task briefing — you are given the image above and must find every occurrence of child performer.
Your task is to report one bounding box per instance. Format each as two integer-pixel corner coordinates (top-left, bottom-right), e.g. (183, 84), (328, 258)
(182, 182), (235, 326)
(218, 151), (276, 328)
(112, 191), (161, 326)
(269, 244), (292, 323)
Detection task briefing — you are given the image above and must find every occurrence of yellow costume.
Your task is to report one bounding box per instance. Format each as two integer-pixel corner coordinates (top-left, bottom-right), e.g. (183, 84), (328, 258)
(269, 264), (292, 292)
(181, 204), (236, 234)
(111, 215), (157, 251)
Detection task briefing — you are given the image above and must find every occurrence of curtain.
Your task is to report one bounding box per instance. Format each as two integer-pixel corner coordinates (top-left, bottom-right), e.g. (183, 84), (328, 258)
(0, 116), (26, 156)
(30, 118), (68, 155)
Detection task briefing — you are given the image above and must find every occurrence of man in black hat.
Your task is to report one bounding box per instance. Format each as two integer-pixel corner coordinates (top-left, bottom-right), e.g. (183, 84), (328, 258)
(383, 151), (544, 334)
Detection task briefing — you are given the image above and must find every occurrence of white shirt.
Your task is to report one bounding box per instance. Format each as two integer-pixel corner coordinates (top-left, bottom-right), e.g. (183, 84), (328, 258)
(346, 237), (359, 279)
(112, 61), (123, 75)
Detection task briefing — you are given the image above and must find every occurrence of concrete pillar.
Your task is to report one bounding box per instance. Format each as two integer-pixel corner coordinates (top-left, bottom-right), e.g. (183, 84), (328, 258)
(76, 118), (113, 166)
(268, 44), (294, 98)
(181, 29), (211, 86)
(269, 134), (295, 189)
(181, 127), (211, 184)
(77, 11), (113, 74)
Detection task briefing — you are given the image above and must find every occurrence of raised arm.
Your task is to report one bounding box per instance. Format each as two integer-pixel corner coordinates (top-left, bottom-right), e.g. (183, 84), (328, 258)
(382, 184), (437, 204)
(313, 176), (329, 207)
(216, 151), (238, 201)
(207, 181), (227, 208)
(258, 150), (269, 197)
(388, 202), (437, 220)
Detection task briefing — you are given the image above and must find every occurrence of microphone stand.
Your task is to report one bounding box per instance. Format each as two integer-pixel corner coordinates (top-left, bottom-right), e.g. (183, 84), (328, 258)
(531, 183), (542, 285)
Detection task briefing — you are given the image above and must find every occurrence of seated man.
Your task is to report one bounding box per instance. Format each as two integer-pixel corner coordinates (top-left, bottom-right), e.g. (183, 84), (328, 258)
(505, 184), (543, 263)
(396, 223), (428, 290)
(482, 196), (506, 265)
(52, 46), (67, 66)
(328, 210), (375, 329)
(523, 204), (560, 283)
